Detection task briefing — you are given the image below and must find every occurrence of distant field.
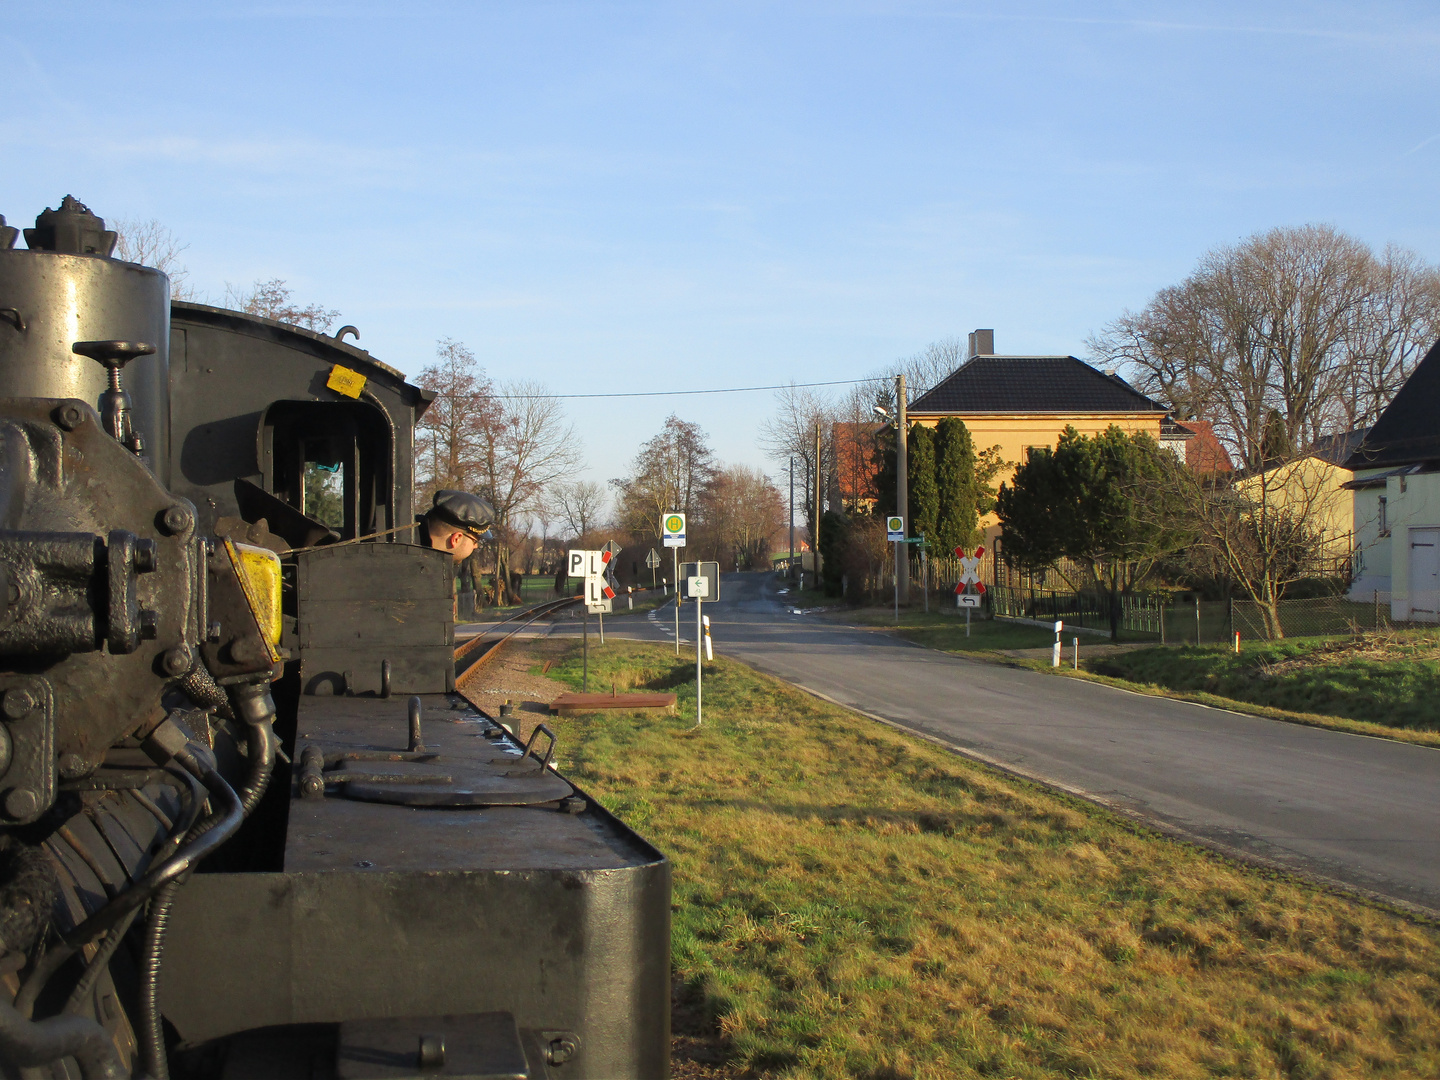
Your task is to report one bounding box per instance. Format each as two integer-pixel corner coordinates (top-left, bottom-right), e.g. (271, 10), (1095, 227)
(535, 639), (1440, 1080)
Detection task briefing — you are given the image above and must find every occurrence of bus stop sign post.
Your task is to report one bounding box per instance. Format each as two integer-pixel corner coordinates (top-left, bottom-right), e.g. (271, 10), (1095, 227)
(886, 516), (904, 622)
(663, 513), (686, 656)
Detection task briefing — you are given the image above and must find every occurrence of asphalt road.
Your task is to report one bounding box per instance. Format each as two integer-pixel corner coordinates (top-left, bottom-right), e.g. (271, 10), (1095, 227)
(569, 571), (1440, 916)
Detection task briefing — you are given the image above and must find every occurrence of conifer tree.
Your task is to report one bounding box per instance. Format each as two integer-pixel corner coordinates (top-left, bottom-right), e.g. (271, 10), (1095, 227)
(934, 417), (980, 552)
(907, 424), (938, 541)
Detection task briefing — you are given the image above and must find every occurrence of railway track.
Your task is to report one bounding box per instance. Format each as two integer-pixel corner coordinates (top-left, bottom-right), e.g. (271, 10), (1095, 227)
(453, 585), (670, 691)
(453, 593), (581, 687)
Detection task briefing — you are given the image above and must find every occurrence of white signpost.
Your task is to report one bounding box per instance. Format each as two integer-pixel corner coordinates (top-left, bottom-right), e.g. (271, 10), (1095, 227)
(954, 546), (987, 637)
(681, 562), (719, 726)
(662, 513), (686, 655)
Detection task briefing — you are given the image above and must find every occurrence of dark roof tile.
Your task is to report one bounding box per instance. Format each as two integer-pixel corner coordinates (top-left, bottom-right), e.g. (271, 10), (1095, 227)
(908, 356), (1166, 415)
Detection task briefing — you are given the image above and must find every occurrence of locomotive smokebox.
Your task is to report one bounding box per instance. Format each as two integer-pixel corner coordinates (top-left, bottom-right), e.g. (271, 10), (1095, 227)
(0, 196), (172, 483)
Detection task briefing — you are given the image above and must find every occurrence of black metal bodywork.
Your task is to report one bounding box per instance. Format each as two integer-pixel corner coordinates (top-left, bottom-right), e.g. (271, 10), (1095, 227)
(162, 693), (670, 1079)
(0, 198), (671, 1079)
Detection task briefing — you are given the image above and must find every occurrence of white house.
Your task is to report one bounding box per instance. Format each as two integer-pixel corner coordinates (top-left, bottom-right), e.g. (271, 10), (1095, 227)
(1345, 338), (1440, 621)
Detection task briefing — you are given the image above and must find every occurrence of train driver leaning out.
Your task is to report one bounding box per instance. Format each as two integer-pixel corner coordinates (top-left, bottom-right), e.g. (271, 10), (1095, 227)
(420, 489), (495, 563)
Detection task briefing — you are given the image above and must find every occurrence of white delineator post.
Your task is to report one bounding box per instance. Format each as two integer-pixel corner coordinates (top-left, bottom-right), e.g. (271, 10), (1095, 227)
(1052, 620), (1063, 667)
(1073, 636), (1079, 669)
(696, 590), (703, 725)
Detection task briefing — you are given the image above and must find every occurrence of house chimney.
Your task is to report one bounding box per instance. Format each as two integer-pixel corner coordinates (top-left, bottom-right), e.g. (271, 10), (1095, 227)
(967, 329), (994, 358)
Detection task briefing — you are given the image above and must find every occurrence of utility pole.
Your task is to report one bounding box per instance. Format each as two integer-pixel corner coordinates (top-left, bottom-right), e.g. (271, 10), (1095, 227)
(896, 373), (909, 604)
(813, 423), (823, 584)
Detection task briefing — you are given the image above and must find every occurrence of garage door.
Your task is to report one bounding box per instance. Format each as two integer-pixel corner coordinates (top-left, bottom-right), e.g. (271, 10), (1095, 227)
(1411, 528), (1440, 621)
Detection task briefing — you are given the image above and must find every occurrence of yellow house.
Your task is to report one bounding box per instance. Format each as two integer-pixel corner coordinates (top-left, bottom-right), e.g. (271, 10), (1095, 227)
(906, 343), (1168, 532)
(1232, 431), (1365, 575)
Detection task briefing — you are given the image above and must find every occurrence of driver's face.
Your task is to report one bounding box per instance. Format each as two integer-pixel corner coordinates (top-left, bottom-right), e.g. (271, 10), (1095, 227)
(449, 531), (479, 564)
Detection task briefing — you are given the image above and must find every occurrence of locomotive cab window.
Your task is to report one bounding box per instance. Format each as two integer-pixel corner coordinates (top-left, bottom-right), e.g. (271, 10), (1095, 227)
(261, 399), (393, 541)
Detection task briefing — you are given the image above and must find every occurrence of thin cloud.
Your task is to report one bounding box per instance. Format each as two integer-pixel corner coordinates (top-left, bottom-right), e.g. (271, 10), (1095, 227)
(1403, 132), (1440, 156)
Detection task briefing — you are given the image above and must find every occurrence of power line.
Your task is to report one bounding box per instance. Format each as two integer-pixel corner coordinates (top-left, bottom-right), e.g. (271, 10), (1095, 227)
(492, 376), (889, 401)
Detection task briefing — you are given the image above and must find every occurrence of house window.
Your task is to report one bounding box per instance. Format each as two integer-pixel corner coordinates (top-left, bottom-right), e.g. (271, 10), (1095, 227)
(1379, 496), (1388, 537)
(1025, 445), (1048, 460)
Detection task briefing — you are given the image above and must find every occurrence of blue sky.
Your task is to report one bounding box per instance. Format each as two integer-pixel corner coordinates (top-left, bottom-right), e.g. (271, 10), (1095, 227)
(5, 2), (1440, 496)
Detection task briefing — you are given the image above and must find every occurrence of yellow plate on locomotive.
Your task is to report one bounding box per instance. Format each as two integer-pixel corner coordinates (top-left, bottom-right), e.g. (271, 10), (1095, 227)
(225, 538), (284, 656)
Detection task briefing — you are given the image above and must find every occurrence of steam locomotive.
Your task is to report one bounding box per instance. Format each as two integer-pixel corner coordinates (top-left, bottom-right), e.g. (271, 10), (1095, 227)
(0, 197), (670, 1078)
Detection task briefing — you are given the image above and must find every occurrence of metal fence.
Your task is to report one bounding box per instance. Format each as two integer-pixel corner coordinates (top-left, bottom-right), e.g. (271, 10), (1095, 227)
(1232, 591), (1439, 640)
(987, 585), (1169, 635)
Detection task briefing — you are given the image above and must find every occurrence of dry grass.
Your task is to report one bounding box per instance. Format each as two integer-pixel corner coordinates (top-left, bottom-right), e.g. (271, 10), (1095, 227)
(1254, 629), (1440, 676)
(532, 640), (1440, 1079)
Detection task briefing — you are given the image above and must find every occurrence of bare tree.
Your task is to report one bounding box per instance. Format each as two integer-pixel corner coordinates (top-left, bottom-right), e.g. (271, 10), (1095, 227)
(553, 480), (609, 542)
(899, 335), (966, 396)
(1340, 244), (1440, 430)
(611, 416), (716, 539)
(1174, 459), (1349, 638)
(701, 465), (786, 570)
(224, 278), (341, 333)
(113, 217), (197, 300)
(759, 384), (836, 546)
(414, 339), (499, 506)
(475, 379), (582, 603)
(1090, 225), (1440, 469)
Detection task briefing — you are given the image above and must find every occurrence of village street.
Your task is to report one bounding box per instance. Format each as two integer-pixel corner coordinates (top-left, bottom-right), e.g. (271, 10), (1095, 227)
(530, 570), (1440, 917)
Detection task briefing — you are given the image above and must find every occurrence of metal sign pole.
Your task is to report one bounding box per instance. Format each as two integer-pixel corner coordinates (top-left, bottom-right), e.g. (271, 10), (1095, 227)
(598, 611), (604, 645)
(893, 540), (899, 623)
(582, 606), (589, 692)
(922, 548), (928, 614)
(673, 548), (680, 656)
(695, 594), (703, 726)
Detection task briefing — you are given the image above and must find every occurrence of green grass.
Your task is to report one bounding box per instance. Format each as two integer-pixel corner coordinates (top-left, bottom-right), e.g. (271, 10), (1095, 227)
(1085, 630), (1440, 735)
(530, 640), (1440, 1080)
(845, 609), (1121, 653)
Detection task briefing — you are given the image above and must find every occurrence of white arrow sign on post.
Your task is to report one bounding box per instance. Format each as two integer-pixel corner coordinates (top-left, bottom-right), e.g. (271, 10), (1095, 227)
(954, 546), (987, 633)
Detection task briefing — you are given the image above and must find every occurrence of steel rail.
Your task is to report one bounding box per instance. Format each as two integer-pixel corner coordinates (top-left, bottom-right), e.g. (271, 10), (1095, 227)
(453, 594), (582, 686)
(453, 585), (667, 687)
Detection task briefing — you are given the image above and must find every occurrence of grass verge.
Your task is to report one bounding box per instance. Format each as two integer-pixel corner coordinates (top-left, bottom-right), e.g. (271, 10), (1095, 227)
(1038, 629), (1440, 749)
(1083, 630), (1440, 730)
(537, 639), (1440, 1079)
(867, 612), (1440, 748)
(842, 609), (1103, 654)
